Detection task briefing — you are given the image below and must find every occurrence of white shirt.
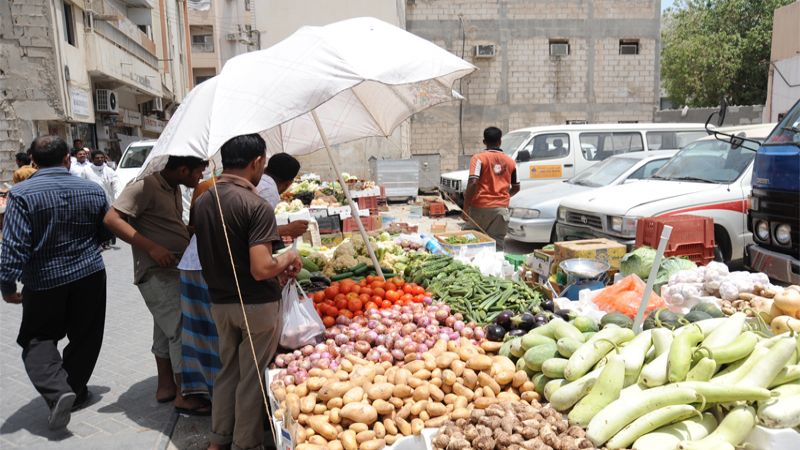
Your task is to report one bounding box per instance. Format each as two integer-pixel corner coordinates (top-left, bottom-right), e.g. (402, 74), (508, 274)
(256, 174), (281, 208)
(80, 163), (118, 203)
(178, 236), (202, 271)
(70, 160), (90, 177)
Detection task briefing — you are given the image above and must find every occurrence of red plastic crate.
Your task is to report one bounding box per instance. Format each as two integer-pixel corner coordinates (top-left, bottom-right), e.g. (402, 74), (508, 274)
(635, 215), (715, 265)
(357, 196), (380, 215)
(342, 216), (375, 233)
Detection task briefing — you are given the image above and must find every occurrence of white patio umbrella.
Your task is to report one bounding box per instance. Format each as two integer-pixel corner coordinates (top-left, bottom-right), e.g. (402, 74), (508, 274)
(138, 16), (476, 275)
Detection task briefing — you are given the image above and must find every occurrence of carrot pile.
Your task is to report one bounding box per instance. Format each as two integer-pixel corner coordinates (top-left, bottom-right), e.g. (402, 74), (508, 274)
(592, 274), (665, 318)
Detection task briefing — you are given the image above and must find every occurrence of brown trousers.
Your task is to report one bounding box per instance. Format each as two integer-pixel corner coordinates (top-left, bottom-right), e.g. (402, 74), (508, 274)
(210, 302), (282, 450)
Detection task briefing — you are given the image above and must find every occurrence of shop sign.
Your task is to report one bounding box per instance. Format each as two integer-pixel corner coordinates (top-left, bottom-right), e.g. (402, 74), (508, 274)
(122, 109), (142, 127)
(143, 116), (165, 133)
(70, 87), (91, 118)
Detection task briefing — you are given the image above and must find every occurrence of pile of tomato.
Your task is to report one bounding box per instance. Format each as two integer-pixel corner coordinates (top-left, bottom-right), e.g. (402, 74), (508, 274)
(312, 275), (432, 327)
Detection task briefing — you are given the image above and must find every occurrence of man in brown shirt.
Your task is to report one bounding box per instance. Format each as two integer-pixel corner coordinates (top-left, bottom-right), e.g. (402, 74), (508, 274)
(103, 156), (209, 414)
(193, 134), (301, 450)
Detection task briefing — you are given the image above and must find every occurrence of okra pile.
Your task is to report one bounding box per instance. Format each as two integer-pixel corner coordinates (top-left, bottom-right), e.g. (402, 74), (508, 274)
(500, 313), (800, 449)
(403, 254), (543, 324)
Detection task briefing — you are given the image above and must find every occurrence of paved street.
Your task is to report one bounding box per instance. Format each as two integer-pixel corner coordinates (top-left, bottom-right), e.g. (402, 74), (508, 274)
(0, 243), (178, 449)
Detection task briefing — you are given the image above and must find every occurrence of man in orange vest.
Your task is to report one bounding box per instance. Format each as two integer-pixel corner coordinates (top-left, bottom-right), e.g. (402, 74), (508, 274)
(463, 127), (520, 250)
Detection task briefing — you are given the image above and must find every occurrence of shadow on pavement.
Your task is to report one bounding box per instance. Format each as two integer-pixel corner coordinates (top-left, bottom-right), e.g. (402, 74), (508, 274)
(0, 385), (109, 441)
(98, 376), (176, 436)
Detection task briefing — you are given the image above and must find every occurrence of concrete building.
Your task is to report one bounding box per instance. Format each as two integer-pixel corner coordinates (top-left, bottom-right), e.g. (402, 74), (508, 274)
(187, 0), (256, 86)
(407, 0), (661, 171)
(764, 0), (800, 122)
(252, 0), (661, 176)
(0, 0), (193, 181)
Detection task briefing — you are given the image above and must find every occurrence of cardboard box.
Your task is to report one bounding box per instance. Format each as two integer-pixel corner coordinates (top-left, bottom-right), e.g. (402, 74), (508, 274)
(435, 230), (495, 258)
(554, 238), (627, 269)
(430, 223), (447, 234)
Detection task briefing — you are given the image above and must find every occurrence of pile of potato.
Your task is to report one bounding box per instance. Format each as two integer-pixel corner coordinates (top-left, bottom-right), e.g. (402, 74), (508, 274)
(432, 401), (597, 450)
(271, 339), (538, 450)
(719, 283), (782, 316)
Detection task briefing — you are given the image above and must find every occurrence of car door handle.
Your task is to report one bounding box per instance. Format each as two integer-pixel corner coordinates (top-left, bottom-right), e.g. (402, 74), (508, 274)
(564, 164), (574, 168)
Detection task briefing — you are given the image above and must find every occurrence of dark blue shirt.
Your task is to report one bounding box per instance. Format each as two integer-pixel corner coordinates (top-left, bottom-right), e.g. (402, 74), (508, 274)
(0, 167), (111, 295)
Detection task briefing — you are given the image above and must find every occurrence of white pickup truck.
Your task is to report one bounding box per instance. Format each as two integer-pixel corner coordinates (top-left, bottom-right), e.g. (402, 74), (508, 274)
(555, 123), (775, 262)
(439, 123), (707, 204)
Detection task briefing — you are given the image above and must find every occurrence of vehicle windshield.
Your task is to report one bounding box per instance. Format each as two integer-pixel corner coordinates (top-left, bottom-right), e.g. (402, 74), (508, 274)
(568, 157), (639, 187)
(500, 132), (532, 156)
(119, 145), (153, 169)
(764, 100), (800, 146)
(654, 137), (761, 184)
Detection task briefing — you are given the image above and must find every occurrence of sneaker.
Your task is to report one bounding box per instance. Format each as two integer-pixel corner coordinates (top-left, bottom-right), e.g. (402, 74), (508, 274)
(48, 392), (76, 430)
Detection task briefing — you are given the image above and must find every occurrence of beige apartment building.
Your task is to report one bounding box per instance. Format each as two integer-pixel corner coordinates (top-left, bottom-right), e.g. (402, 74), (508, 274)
(764, 0), (800, 122)
(187, 0), (255, 86)
(0, 0), (193, 181)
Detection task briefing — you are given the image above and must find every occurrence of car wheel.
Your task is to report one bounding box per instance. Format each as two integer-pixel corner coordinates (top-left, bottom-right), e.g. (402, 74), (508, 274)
(714, 246), (724, 262)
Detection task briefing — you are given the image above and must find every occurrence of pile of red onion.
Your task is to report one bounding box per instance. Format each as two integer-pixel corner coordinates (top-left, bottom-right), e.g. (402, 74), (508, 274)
(272, 302), (485, 386)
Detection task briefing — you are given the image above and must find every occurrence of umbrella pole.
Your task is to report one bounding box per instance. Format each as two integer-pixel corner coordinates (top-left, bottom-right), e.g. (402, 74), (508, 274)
(311, 111), (384, 278)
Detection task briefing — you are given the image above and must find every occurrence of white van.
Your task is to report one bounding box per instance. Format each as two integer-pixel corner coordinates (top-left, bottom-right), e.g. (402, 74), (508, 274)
(439, 123), (708, 203)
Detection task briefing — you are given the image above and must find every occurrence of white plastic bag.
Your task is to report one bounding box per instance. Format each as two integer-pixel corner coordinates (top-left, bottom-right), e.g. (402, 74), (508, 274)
(279, 281), (324, 349)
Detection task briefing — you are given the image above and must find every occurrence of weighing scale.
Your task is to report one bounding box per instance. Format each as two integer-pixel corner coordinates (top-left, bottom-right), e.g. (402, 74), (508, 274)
(559, 258), (610, 300)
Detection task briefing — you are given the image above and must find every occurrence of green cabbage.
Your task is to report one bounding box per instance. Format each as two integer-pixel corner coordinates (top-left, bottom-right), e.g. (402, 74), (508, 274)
(620, 247), (657, 278)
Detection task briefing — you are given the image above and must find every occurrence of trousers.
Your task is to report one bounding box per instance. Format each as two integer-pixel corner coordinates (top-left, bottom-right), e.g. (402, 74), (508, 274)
(137, 267), (183, 373)
(469, 206), (510, 250)
(17, 270), (107, 406)
(209, 302), (282, 450)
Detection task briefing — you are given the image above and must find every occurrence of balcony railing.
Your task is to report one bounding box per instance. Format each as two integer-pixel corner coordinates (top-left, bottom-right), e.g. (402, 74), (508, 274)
(191, 42), (215, 53)
(87, 0), (158, 68)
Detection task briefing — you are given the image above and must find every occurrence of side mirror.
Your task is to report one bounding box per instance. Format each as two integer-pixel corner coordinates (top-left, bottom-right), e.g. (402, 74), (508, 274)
(717, 97), (728, 127)
(516, 150), (531, 162)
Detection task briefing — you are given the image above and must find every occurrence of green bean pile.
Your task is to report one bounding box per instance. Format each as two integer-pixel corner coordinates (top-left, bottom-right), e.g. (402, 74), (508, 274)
(403, 254), (542, 324)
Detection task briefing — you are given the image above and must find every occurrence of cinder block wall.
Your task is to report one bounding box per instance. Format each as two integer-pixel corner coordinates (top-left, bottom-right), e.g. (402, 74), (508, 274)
(406, 0), (661, 171)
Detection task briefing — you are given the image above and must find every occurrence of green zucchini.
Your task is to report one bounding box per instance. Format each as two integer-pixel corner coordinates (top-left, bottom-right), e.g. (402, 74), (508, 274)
(330, 272), (354, 281)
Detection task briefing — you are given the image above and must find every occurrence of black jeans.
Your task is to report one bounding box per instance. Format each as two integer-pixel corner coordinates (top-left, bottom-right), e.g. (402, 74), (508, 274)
(17, 270), (107, 406)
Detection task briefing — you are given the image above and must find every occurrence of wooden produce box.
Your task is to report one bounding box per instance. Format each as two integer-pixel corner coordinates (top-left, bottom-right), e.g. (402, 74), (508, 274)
(434, 230), (495, 258)
(554, 238), (627, 269)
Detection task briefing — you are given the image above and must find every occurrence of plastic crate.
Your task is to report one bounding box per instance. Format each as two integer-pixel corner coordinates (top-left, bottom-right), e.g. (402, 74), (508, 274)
(342, 216), (375, 233)
(636, 215), (715, 265)
(357, 195), (379, 215)
(425, 201), (447, 217)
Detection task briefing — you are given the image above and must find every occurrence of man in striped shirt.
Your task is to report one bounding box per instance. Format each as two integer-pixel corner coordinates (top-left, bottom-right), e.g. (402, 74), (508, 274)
(1, 136), (112, 430)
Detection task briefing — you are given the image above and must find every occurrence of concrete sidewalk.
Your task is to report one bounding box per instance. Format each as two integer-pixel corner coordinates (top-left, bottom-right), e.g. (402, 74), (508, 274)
(0, 244), (177, 449)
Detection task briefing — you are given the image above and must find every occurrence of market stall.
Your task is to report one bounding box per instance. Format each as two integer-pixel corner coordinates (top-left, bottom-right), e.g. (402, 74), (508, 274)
(266, 211), (800, 450)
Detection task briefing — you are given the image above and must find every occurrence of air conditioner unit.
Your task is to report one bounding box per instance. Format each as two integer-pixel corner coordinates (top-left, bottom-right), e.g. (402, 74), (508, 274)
(95, 89), (119, 113)
(226, 33), (238, 41)
(151, 97), (164, 112)
(550, 43), (569, 57)
(474, 44), (496, 59)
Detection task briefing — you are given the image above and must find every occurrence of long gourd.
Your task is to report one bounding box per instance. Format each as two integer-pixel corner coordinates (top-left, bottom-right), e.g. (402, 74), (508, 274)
(757, 382), (800, 428)
(667, 324), (704, 383)
(549, 367), (602, 411)
(701, 312), (746, 348)
(586, 385), (698, 446)
(565, 326), (633, 381)
(736, 338), (796, 388)
(606, 405), (698, 450)
(702, 331), (758, 365)
(632, 413), (717, 450)
(618, 330), (652, 385)
(568, 354), (624, 427)
(671, 381), (771, 403)
(678, 405), (755, 450)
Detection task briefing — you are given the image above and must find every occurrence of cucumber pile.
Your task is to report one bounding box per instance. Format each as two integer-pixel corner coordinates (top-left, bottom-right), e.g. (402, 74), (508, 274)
(499, 313), (800, 449)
